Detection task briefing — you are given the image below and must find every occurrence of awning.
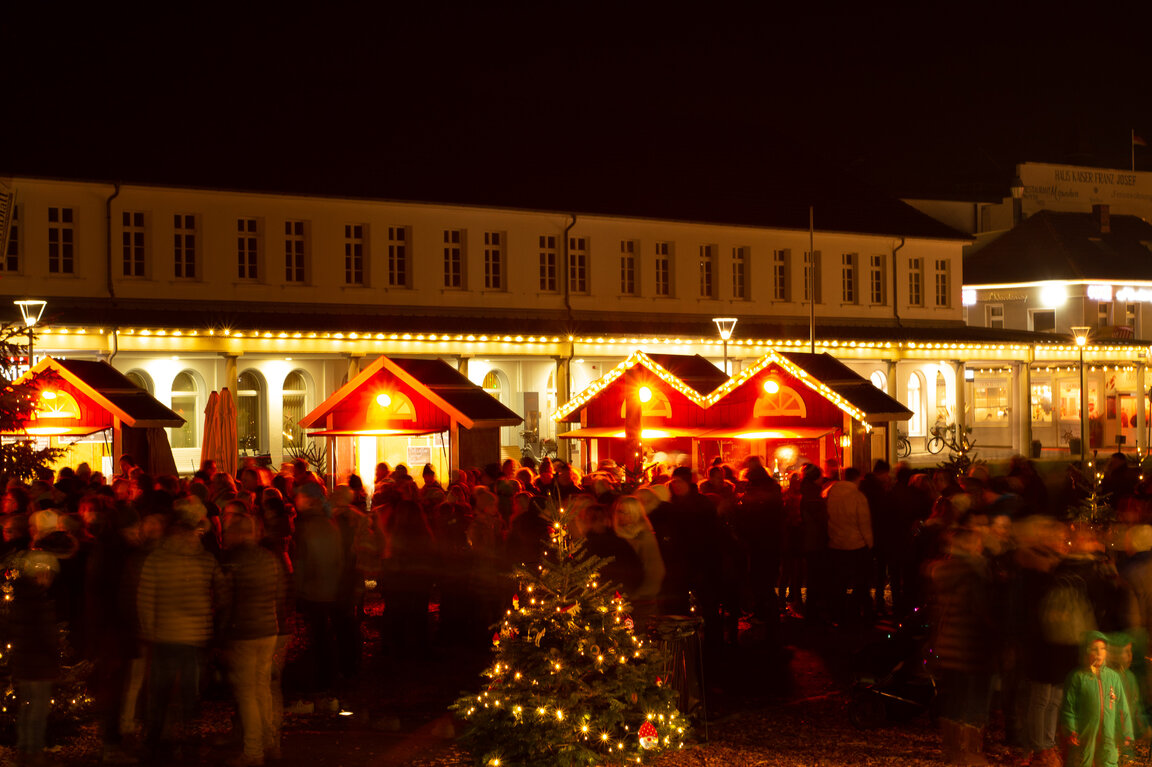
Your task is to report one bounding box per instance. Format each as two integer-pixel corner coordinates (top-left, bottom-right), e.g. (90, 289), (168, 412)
(559, 426), (834, 440)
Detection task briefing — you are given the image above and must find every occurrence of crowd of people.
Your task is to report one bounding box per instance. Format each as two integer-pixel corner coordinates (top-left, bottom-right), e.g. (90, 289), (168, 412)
(4, 447), (1152, 767)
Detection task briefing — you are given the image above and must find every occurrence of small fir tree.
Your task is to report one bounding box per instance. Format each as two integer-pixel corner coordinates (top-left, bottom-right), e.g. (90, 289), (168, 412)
(1067, 452), (1115, 526)
(0, 325), (65, 481)
(451, 509), (688, 766)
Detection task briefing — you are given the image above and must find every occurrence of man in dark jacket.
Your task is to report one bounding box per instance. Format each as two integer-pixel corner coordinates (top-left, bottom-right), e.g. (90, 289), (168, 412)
(222, 513), (289, 766)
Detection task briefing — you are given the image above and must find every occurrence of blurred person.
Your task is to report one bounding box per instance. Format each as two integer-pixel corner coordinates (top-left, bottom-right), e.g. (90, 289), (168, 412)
(5, 551), (60, 767)
(729, 466), (784, 626)
(578, 503), (641, 596)
(929, 525), (995, 764)
(824, 466), (873, 623)
(381, 499), (437, 653)
(221, 513), (288, 767)
(290, 483), (344, 694)
(135, 497), (228, 760)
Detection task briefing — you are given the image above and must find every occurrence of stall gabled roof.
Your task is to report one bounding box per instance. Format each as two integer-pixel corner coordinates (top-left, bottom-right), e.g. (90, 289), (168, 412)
(21, 357), (184, 428)
(553, 351), (721, 421)
(702, 350), (912, 425)
(300, 355), (522, 432)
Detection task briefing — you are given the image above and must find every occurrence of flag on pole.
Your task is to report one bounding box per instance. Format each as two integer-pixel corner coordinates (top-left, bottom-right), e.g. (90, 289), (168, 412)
(1134, 132), (1148, 147)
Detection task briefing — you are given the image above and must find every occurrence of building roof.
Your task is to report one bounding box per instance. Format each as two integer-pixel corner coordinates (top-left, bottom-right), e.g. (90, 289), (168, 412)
(964, 209), (1152, 285)
(23, 357), (184, 428)
(779, 352), (913, 422)
(301, 355), (521, 433)
(644, 353), (730, 396)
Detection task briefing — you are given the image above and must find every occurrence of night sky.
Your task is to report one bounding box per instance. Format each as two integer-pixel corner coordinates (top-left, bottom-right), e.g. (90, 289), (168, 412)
(6, 4), (1152, 210)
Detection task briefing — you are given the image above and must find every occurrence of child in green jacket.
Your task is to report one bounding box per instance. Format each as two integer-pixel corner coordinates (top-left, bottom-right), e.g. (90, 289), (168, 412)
(1061, 631), (1134, 767)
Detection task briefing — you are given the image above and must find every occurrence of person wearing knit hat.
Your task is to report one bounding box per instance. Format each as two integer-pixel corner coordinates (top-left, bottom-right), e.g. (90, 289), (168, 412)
(1060, 631), (1133, 767)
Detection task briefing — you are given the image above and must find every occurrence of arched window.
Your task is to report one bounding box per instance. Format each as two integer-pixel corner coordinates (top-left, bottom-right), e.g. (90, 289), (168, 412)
(907, 373), (925, 437)
(170, 371), (199, 448)
(482, 370), (502, 399)
(869, 370), (886, 390)
(125, 370), (153, 395)
(237, 370), (265, 455)
(282, 370), (308, 450)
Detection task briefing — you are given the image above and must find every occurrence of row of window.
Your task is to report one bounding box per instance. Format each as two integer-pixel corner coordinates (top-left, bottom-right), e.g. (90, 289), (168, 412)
(127, 368), (308, 452)
(7, 205), (951, 306)
(983, 304), (1140, 332)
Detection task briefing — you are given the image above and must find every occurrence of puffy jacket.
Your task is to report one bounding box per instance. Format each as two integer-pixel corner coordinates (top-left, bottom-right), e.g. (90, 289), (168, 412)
(136, 532), (227, 646)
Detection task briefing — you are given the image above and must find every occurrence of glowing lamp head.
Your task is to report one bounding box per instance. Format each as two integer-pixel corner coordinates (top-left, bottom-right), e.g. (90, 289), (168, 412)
(638, 386), (652, 403)
(375, 393), (392, 408)
(762, 379), (780, 394)
(40, 390), (57, 401)
(1072, 326), (1092, 348)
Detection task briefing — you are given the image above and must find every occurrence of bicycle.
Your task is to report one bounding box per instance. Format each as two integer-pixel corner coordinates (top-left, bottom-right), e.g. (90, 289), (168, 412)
(926, 424), (947, 454)
(896, 430), (912, 459)
(926, 423), (972, 455)
(520, 429), (558, 463)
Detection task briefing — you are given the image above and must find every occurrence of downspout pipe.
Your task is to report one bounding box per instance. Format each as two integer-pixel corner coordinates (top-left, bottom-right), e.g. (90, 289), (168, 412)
(562, 214), (577, 464)
(892, 236), (905, 328)
(105, 183), (120, 299)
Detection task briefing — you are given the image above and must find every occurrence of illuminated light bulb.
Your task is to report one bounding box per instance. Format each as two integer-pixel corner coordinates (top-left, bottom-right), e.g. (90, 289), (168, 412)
(763, 379), (780, 394)
(376, 393), (391, 407)
(638, 386), (652, 403)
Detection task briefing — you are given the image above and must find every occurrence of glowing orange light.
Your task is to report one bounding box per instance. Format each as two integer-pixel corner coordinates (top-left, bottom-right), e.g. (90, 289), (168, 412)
(762, 379), (780, 394)
(40, 391), (58, 401)
(375, 393), (391, 408)
(638, 386), (652, 403)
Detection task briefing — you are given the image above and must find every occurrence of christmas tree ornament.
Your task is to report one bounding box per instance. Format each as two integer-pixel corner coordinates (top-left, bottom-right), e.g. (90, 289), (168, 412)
(624, 615), (634, 631)
(491, 632), (500, 647)
(512, 594), (519, 610)
(638, 720), (658, 749)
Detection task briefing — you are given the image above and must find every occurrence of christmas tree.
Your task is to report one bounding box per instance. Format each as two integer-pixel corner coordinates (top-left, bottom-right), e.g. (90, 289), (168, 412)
(451, 510), (688, 766)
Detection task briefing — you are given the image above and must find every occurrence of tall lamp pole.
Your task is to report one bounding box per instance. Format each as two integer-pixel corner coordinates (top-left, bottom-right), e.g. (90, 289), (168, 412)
(1072, 326), (1092, 464)
(713, 318), (738, 375)
(14, 299), (46, 374)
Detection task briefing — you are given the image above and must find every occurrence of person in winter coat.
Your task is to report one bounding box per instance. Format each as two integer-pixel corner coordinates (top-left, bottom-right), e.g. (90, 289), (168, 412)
(7, 551), (60, 767)
(824, 466), (873, 623)
(290, 484), (344, 694)
(799, 464), (830, 622)
(221, 513), (289, 767)
(1060, 631), (1133, 767)
(612, 494), (666, 629)
(135, 497), (228, 758)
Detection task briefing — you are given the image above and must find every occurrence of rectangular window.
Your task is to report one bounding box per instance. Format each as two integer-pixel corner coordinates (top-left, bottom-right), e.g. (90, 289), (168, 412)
(285, 220), (307, 283)
(387, 226), (408, 287)
(908, 257), (923, 307)
(237, 218), (259, 280)
(1031, 309), (1056, 332)
(443, 229), (463, 288)
(173, 214), (196, 279)
(483, 231), (505, 290)
(732, 246), (748, 300)
(869, 254), (885, 304)
(841, 252), (857, 303)
(568, 236), (588, 294)
(803, 250), (821, 302)
(987, 304), (1004, 329)
(974, 379), (1010, 425)
(772, 249), (788, 301)
(698, 244), (716, 299)
(1031, 382), (1053, 423)
(3, 205), (18, 272)
(538, 235), (557, 292)
(1127, 303), (1139, 329)
(654, 242), (672, 297)
(47, 206), (74, 274)
(620, 239), (637, 296)
(934, 259), (950, 307)
(1098, 302), (1112, 328)
(122, 211), (146, 277)
(344, 224), (365, 285)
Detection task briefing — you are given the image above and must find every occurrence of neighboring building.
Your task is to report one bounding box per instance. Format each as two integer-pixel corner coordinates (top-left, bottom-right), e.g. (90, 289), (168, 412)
(0, 174), (1142, 475)
(907, 161), (1152, 457)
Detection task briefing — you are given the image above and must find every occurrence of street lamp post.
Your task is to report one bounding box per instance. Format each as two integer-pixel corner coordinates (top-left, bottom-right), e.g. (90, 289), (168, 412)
(1072, 325), (1092, 464)
(712, 318), (738, 375)
(14, 299), (46, 374)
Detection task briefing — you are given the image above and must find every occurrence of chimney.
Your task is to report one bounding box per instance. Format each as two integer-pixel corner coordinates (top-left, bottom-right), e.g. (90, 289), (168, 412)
(1093, 204), (1111, 234)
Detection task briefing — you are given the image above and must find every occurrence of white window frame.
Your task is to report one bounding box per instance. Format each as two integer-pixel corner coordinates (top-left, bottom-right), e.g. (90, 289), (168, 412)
(285, 220), (308, 284)
(841, 252), (857, 304)
(908, 257), (923, 307)
(483, 231), (505, 290)
(698, 244), (717, 299)
(568, 236), (588, 294)
(174, 214), (197, 279)
(48, 206), (75, 274)
(654, 241), (672, 297)
(344, 223), (367, 286)
(986, 304), (1004, 329)
(387, 226), (408, 288)
(869, 254), (885, 304)
(538, 235), (558, 292)
(122, 211), (147, 278)
(732, 246), (748, 300)
(620, 239), (638, 296)
(237, 218), (260, 281)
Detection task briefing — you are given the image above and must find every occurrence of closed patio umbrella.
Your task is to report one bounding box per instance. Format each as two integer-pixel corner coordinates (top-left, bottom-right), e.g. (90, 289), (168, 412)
(219, 387), (238, 478)
(200, 389), (221, 474)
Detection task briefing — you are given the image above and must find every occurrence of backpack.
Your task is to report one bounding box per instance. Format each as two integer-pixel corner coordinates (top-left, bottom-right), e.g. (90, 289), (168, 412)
(1038, 574), (1096, 645)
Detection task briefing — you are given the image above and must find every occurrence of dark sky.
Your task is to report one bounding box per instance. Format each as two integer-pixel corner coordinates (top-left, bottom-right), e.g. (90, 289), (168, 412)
(6, 4), (1152, 208)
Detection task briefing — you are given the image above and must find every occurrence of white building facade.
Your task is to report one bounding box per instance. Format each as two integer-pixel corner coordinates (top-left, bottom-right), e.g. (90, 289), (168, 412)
(1, 175), (1141, 474)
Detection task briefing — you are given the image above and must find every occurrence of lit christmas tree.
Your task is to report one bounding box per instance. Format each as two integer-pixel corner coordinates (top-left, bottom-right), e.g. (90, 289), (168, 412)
(451, 510), (688, 766)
